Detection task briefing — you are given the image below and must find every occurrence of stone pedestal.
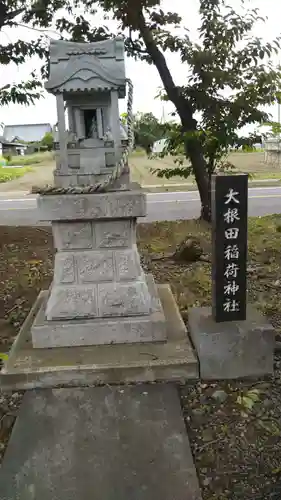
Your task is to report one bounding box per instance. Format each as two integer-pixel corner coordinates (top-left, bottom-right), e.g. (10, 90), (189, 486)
(31, 188), (167, 348)
(1, 38), (199, 390)
(188, 305), (275, 380)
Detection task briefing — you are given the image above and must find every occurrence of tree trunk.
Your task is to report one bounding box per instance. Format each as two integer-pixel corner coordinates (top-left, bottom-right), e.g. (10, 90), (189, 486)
(135, 9), (212, 221)
(187, 143), (211, 222)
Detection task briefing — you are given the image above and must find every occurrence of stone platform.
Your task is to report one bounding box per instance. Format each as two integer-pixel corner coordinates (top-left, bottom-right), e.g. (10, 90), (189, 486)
(0, 284), (198, 390)
(0, 384), (202, 500)
(188, 305), (275, 380)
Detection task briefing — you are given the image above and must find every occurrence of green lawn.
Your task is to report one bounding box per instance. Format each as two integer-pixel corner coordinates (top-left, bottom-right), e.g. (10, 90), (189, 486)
(7, 151), (54, 167)
(0, 166), (33, 183)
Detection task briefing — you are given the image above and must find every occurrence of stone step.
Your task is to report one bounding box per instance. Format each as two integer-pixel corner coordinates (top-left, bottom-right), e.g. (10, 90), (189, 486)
(0, 384), (202, 500)
(1, 283), (198, 390)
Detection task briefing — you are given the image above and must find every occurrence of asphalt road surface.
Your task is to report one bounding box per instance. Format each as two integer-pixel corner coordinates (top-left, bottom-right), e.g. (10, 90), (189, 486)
(0, 186), (281, 226)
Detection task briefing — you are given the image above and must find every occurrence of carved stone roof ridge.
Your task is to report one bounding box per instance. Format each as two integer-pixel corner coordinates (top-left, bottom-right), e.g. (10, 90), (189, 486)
(46, 56), (125, 93)
(45, 38), (126, 94)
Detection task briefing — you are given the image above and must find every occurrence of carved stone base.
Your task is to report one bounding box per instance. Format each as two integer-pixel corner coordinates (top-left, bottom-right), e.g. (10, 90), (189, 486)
(33, 189), (167, 348)
(46, 244), (148, 320)
(31, 274), (167, 348)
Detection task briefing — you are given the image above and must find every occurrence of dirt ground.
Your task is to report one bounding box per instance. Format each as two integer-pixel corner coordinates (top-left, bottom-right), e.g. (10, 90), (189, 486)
(0, 151), (279, 192)
(1, 219), (281, 498)
(126, 151), (281, 186)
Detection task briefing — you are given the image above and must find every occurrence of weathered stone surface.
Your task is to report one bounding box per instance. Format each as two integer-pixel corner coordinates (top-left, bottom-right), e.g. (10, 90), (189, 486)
(145, 273), (162, 313)
(105, 151), (115, 166)
(115, 247), (141, 281)
(54, 173), (110, 188)
(188, 305), (275, 379)
(0, 385), (202, 500)
(80, 149), (105, 173)
(32, 305), (166, 348)
(53, 172), (78, 187)
(1, 286), (199, 389)
(37, 191), (146, 221)
(95, 220), (134, 248)
(77, 251), (114, 283)
(31, 274), (166, 347)
(98, 281), (151, 317)
(46, 285), (97, 320)
(53, 222), (93, 250)
(46, 38), (126, 93)
(53, 254), (75, 284)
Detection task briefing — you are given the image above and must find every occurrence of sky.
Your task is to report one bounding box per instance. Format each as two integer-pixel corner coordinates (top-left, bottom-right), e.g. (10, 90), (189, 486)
(0, 0), (281, 128)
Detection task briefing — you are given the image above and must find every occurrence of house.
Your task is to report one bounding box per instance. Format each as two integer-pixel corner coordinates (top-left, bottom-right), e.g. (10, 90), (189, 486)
(3, 123), (52, 143)
(0, 136), (27, 156)
(152, 138), (168, 154)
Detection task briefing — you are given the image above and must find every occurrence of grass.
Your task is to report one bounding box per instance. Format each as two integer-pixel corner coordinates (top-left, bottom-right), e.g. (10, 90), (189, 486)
(7, 151), (54, 167)
(0, 166), (33, 183)
(250, 171), (281, 180)
(137, 216), (281, 316)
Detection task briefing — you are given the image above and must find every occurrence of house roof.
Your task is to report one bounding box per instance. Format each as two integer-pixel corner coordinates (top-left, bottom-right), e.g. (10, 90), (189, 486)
(4, 123), (51, 128)
(0, 136), (26, 147)
(45, 38), (126, 97)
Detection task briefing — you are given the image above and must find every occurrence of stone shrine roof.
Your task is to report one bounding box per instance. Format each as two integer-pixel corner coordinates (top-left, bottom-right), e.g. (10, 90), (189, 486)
(45, 38), (126, 96)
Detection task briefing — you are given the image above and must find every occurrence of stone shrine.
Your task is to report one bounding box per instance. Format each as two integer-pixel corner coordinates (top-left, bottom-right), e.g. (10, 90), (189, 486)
(45, 38), (127, 187)
(0, 38), (197, 389)
(31, 37), (167, 348)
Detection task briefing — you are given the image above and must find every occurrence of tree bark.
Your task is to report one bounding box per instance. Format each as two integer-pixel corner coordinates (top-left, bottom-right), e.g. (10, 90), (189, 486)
(135, 9), (211, 221)
(186, 141), (211, 222)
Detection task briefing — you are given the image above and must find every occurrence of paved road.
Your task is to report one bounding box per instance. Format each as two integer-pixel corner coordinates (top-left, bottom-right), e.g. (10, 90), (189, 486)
(0, 186), (281, 225)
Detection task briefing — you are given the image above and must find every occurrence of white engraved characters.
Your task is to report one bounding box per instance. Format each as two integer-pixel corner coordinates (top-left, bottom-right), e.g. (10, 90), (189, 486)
(224, 245), (239, 260)
(223, 187), (240, 314)
(225, 188), (239, 204)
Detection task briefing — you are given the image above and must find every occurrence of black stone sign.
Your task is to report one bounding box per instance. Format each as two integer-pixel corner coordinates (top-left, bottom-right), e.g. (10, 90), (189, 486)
(211, 174), (248, 323)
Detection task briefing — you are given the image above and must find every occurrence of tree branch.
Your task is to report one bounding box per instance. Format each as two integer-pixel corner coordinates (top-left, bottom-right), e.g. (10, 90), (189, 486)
(15, 23), (60, 38)
(134, 8), (210, 219)
(128, 31), (147, 54)
(0, 4), (25, 29)
(136, 9), (194, 124)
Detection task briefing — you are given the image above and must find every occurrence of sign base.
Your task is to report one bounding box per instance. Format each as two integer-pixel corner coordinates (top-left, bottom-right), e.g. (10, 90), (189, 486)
(188, 305), (275, 380)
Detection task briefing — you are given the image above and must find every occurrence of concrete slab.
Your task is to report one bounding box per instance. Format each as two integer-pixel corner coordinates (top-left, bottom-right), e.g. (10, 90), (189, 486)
(0, 285), (198, 390)
(0, 385), (202, 500)
(188, 305), (275, 380)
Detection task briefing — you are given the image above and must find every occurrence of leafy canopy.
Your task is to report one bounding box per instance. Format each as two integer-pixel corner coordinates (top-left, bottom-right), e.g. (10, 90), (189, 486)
(41, 130), (54, 150)
(133, 112), (164, 154)
(151, 0), (281, 179)
(0, 0), (110, 106)
(1, 0), (281, 218)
